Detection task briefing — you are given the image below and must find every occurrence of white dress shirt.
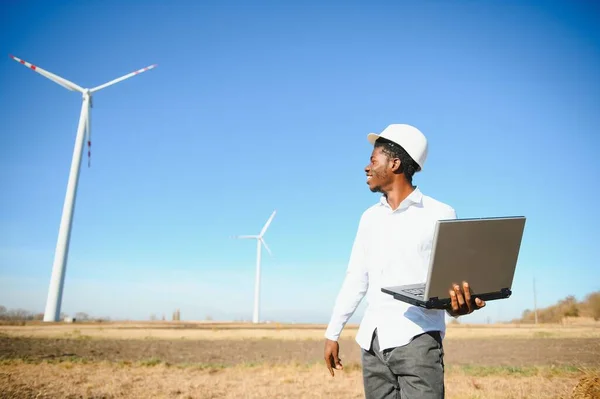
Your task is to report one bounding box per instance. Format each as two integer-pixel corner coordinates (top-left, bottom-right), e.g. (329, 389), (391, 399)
(324, 187), (457, 352)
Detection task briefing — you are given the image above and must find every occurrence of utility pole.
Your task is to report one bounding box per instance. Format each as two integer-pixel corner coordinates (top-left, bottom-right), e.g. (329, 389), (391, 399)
(533, 277), (538, 325)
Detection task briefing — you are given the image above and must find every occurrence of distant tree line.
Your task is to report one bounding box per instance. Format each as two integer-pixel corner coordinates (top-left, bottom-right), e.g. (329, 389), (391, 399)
(514, 291), (600, 324)
(0, 306), (109, 323)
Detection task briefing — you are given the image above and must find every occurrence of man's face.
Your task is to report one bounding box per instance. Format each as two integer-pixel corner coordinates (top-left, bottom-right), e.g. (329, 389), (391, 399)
(365, 146), (394, 193)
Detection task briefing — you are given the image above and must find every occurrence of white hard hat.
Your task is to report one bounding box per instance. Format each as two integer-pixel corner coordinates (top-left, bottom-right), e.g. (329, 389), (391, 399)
(367, 124), (428, 171)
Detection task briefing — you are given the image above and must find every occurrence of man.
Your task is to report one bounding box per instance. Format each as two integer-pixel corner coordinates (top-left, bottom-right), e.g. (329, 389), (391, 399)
(323, 124), (486, 398)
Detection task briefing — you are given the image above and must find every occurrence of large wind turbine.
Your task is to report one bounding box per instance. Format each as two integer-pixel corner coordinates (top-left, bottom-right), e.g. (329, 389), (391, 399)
(233, 210), (277, 324)
(9, 55), (157, 322)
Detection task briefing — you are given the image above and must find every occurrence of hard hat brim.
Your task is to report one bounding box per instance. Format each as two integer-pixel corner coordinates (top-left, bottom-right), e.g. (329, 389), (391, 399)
(367, 133), (381, 145)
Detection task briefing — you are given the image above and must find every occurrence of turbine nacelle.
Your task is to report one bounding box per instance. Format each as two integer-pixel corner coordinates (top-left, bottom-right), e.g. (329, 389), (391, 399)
(82, 89), (92, 103)
(233, 210), (277, 256)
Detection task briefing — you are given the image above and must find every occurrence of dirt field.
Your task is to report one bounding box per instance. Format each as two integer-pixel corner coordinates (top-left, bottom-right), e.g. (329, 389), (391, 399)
(1, 322), (599, 398)
(1, 334), (600, 368)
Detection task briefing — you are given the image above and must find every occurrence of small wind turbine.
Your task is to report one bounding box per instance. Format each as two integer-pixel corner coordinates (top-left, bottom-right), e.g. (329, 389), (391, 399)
(10, 55), (157, 322)
(233, 210), (277, 324)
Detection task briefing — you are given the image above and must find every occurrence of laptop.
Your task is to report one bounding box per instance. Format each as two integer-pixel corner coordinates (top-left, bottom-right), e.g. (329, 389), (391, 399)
(381, 216), (526, 310)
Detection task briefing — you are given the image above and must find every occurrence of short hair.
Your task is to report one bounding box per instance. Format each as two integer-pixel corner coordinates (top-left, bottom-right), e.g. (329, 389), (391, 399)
(374, 137), (419, 184)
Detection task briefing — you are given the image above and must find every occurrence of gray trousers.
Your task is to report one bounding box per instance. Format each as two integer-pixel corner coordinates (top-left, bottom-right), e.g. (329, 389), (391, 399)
(361, 329), (445, 399)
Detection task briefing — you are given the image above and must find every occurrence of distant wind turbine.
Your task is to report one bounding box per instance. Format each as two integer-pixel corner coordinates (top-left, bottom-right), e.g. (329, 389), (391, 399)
(9, 55), (157, 322)
(232, 210), (277, 324)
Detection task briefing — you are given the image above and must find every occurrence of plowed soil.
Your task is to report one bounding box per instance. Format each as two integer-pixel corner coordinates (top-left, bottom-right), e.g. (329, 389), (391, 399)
(1, 335), (599, 368)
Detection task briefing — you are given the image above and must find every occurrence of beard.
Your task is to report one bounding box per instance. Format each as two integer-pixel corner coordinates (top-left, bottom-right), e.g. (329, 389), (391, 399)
(369, 184), (382, 193)
(368, 169), (389, 193)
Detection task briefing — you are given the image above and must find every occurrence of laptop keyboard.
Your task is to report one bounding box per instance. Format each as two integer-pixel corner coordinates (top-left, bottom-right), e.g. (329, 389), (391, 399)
(403, 287), (425, 297)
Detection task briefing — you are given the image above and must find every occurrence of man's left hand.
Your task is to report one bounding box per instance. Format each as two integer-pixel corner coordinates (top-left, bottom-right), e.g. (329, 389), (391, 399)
(447, 281), (485, 317)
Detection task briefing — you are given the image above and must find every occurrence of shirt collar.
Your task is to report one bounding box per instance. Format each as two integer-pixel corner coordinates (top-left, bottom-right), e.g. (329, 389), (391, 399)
(379, 186), (424, 212)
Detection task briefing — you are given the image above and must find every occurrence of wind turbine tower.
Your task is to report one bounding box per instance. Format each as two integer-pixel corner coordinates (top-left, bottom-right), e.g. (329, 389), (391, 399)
(9, 55), (157, 322)
(233, 210), (277, 323)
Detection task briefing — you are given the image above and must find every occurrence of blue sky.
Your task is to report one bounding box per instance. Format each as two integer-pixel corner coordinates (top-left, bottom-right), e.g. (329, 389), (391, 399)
(1, 0), (598, 324)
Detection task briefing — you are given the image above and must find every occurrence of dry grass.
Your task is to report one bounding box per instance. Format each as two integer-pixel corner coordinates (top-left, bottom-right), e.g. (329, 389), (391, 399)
(1, 322), (599, 341)
(0, 361), (364, 399)
(0, 360), (596, 399)
(0, 322), (353, 341)
(571, 372), (600, 399)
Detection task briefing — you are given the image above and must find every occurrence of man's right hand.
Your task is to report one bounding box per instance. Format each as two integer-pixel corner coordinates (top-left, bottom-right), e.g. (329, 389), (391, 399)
(324, 339), (343, 376)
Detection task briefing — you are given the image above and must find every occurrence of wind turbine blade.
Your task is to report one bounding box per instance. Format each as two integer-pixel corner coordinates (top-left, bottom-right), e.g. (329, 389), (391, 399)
(260, 238), (272, 256)
(232, 235), (258, 239)
(9, 55), (84, 93)
(259, 210), (277, 237)
(90, 64), (157, 93)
